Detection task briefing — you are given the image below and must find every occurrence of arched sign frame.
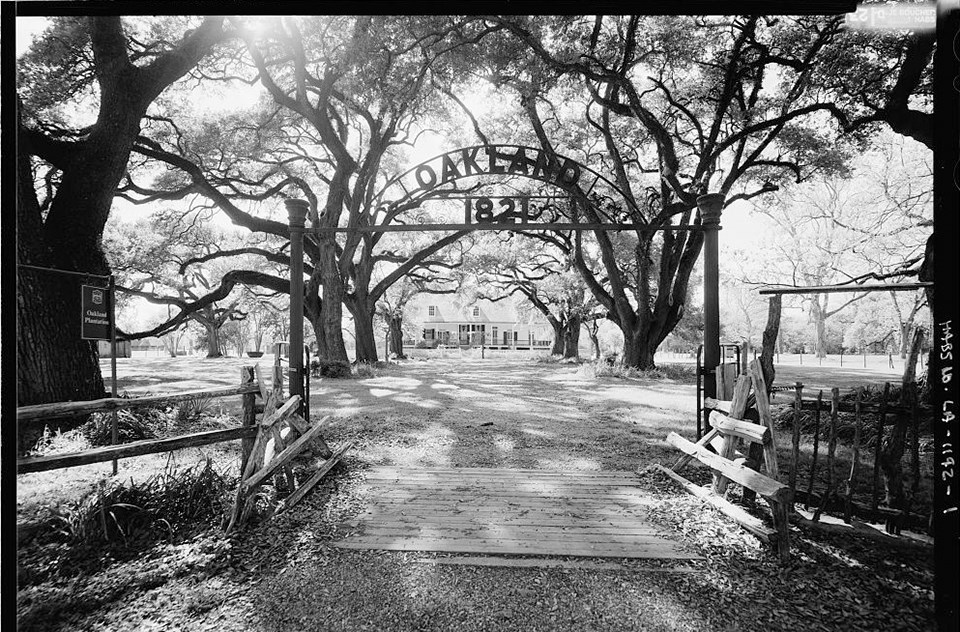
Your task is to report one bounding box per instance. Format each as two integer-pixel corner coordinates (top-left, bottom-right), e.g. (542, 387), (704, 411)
(287, 144), (723, 415)
(313, 144), (707, 234)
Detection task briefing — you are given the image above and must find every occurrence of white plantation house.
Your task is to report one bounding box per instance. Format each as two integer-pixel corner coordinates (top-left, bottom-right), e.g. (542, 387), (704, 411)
(406, 295), (554, 350)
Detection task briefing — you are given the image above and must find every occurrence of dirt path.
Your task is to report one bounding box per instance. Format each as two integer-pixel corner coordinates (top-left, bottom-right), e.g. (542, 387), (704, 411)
(311, 359), (694, 472)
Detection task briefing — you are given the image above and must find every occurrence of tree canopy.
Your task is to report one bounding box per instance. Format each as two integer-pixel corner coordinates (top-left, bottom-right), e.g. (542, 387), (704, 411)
(16, 13), (935, 429)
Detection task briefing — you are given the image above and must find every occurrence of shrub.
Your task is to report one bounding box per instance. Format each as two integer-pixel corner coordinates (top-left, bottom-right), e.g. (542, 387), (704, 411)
(593, 361), (642, 379)
(352, 362), (379, 378)
(48, 458), (231, 546)
(591, 360), (695, 382)
(174, 394), (216, 425)
(654, 363), (697, 382)
(81, 407), (167, 446)
(312, 360), (351, 378)
(414, 339), (441, 349)
(536, 354), (585, 365)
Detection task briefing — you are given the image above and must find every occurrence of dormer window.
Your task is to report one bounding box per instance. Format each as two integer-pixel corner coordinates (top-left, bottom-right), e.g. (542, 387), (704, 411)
(472, 306), (480, 317)
(428, 306), (436, 316)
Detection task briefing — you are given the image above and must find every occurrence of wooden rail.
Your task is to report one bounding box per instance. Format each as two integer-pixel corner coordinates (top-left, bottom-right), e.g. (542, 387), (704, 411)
(788, 398), (924, 416)
(17, 370), (264, 474)
(667, 361), (792, 563)
(17, 383), (261, 423)
(652, 464), (777, 543)
(667, 433), (790, 502)
(17, 426), (259, 474)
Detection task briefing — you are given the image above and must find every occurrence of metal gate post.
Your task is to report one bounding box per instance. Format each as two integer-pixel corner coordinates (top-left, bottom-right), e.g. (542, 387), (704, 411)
(285, 199), (309, 416)
(698, 193), (724, 411)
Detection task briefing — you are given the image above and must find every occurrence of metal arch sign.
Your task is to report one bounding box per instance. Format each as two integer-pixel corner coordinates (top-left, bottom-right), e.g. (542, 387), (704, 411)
(379, 144), (608, 202)
(305, 144), (705, 234)
(339, 143), (689, 234)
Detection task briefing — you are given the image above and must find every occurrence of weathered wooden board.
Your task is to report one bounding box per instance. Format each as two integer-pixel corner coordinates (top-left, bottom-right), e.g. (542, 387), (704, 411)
(334, 538), (697, 558)
(366, 468), (641, 481)
(16, 383), (261, 423)
(652, 464), (776, 542)
(414, 557), (699, 572)
(334, 466), (699, 560)
(17, 426), (259, 475)
(667, 432), (789, 502)
(354, 511), (662, 527)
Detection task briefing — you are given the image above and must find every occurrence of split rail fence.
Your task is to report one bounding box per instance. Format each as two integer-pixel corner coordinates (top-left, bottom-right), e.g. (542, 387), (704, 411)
(16, 365), (351, 530)
(660, 361), (931, 564)
(658, 360), (792, 563)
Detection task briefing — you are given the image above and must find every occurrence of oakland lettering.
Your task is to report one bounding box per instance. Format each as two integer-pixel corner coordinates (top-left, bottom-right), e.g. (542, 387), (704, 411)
(405, 145), (583, 195)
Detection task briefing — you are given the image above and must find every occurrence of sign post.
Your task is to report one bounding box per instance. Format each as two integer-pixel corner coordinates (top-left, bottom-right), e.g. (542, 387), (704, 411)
(82, 281), (119, 474)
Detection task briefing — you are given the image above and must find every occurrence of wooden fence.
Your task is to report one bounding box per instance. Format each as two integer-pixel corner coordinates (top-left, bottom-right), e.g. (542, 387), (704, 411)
(662, 360), (793, 563)
(18, 366), (271, 475)
(659, 365), (932, 562)
(17, 365), (351, 531)
(783, 381), (928, 534)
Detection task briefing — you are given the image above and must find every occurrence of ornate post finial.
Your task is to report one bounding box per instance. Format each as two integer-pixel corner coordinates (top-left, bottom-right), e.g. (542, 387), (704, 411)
(285, 198), (309, 229)
(696, 193), (725, 226)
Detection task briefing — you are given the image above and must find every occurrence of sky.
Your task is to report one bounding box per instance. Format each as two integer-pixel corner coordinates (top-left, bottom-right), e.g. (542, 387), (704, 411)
(15, 16), (46, 54)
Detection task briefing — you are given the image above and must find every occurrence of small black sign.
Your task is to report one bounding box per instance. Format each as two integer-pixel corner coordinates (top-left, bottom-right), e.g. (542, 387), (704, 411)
(81, 284), (111, 340)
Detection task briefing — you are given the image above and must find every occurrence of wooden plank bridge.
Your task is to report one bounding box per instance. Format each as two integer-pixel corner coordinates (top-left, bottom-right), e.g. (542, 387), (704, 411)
(334, 466), (700, 560)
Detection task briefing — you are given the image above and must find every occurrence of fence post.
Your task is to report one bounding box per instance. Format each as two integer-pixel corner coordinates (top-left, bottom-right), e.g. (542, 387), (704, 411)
(844, 388), (863, 523)
(789, 382), (803, 494)
(240, 366), (256, 471)
(872, 382), (891, 520)
(806, 389), (823, 510)
(272, 364), (284, 404)
(814, 387), (840, 521)
(909, 387), (921, 514)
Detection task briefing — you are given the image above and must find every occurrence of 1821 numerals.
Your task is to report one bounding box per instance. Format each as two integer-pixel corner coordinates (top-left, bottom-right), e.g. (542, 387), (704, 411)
(464, 197), (530, 224)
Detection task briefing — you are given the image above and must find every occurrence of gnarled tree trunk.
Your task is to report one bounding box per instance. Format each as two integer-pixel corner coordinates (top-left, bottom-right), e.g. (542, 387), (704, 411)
(562, 314), (581, 359)
(759, 295), (782, 388)
(316, 236), (349, 363)
(387, 314), (406, 359)
(622, 330), (657, 369)
(350, 306), (379, 363)
(202, 313), (223, 358)
(549, 320), (564, 355)
(587, 319), (601, 360)
(16, 17), (224, 451)
(879, 327), (925, 529)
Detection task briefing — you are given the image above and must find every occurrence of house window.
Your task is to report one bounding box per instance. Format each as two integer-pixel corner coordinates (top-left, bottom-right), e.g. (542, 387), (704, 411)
(428, 306), (436, 316)
(472, 306), (480, 317)
(424, 329), (435, 340)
